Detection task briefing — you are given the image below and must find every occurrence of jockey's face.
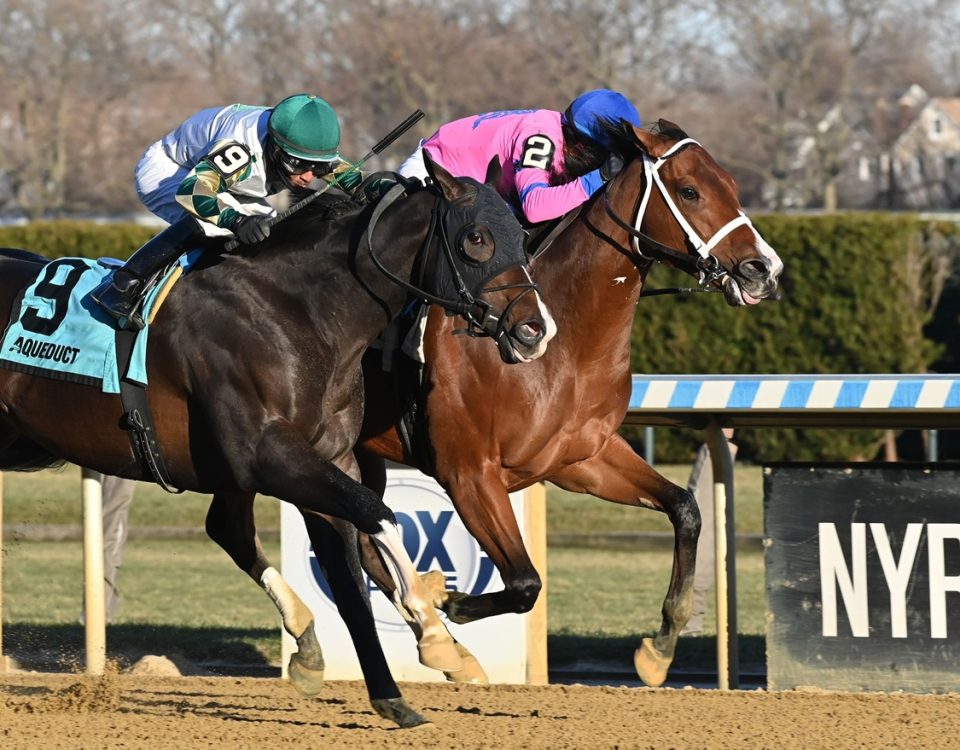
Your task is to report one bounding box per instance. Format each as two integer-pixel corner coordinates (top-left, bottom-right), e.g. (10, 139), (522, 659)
(270, 141), (336, 190)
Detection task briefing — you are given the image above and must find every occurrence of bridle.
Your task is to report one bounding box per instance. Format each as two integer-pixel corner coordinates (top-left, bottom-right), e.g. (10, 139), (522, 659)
(365, 182), (539, 341)
(604, 137), (756, 291)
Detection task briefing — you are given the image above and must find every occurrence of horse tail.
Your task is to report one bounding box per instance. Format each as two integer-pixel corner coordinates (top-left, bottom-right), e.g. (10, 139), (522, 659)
(0, 436), (67, 472)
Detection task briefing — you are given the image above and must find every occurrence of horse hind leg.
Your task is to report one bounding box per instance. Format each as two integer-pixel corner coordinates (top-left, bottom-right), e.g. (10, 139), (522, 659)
(205, 491), (326, 696)
(550, 434), (701, 687)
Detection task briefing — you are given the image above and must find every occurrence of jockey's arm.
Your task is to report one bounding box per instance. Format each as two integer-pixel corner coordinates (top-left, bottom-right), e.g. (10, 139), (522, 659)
(174, 141), (264, 232)
(321, 159), (363, 193)
(513, 157), (602, 224)
(509, 131), (604, 224)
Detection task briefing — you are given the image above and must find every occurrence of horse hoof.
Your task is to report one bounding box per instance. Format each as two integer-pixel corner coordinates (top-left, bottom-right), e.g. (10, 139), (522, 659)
(418, 636), (463, 672)
(445, 643), (488, 684)
(371, 697), (432, 728)
(420, 570), (449, 608)
(634, 638), (672, 687)
(288, 652), (325, 696)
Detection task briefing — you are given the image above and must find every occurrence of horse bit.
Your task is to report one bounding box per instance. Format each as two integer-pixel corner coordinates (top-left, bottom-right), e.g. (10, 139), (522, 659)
(604, 137), (757, 291)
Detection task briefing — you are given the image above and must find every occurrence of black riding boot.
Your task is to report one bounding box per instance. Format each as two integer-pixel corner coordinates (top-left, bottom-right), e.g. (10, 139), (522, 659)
(91, 217), (198, 330)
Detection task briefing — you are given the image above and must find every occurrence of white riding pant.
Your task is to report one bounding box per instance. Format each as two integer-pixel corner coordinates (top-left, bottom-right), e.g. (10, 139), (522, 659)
(135, 141), (271, 237)
(397, 143), (429, 183)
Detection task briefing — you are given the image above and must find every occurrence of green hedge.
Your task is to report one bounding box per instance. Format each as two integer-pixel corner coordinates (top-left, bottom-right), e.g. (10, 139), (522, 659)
(2, 217), (957, 463)
(626, 213), (960, 463)
(0, 220), (154, 261)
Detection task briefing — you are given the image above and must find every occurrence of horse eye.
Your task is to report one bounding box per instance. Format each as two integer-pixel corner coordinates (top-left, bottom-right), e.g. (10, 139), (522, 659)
(679, 186), (699, 201)
(460, 227), (494, 263)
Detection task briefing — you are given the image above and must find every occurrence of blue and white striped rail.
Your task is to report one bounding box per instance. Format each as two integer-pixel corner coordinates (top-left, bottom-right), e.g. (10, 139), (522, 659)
(624, 374), (960, 428)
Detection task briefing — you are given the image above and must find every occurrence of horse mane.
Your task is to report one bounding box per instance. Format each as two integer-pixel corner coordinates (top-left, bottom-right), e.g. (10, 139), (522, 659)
(604, 118), (691, 162)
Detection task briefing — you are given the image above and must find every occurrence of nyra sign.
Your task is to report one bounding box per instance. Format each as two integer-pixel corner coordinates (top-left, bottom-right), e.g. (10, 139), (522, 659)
(280, 468), (542, 682)
(819, 521), (960, 640)
(764, 464), (960, 692)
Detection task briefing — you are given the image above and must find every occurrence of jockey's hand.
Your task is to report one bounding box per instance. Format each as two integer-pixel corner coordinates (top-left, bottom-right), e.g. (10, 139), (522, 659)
(234, 215), (272, 245)
(600, 152), (625, 181)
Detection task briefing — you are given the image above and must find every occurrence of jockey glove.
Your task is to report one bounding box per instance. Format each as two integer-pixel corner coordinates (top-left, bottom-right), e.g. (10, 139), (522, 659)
(234, 215), (272, 245)
(600, 152), (625, 181)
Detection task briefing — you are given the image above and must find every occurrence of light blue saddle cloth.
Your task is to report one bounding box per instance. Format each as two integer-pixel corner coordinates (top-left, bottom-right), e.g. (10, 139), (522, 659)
(0, 252), (200, 393)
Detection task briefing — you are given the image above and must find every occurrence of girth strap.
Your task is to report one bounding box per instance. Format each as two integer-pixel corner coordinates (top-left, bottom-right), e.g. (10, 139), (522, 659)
(115, 329), (182, 493)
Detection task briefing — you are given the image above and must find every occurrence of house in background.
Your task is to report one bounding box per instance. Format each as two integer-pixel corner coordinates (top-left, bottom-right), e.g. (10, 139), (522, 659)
(884, 91), (960, 209)
(767, 85), (960, 211)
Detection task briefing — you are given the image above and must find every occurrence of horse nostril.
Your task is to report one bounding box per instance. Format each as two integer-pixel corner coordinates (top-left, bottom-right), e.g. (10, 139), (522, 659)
(738, 258), (769, 279)
(515, 321), (544, 346)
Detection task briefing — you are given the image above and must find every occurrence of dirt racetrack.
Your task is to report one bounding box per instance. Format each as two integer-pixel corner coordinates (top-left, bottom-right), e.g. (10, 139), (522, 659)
(1, 671), (958, 749)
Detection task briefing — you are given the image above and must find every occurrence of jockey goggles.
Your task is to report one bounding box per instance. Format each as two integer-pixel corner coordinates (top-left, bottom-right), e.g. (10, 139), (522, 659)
(275, 148), (336, 176)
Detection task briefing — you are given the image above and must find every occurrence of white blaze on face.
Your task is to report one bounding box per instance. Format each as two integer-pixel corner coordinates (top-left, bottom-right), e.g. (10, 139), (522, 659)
(753, 226), (784, 279)
(526, 266), (557, 358)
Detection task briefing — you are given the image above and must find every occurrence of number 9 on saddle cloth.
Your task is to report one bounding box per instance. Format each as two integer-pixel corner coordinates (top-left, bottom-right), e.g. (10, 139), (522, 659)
(0, 251), (201, 393)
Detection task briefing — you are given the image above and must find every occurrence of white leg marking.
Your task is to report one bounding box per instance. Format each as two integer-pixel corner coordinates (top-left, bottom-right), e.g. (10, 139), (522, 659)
(261, 566), (313, 637)
(371, 520), (436, 628)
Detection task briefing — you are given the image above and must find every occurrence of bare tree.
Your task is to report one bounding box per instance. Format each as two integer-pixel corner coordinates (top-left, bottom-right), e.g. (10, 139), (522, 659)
(0, 0), (958, 217)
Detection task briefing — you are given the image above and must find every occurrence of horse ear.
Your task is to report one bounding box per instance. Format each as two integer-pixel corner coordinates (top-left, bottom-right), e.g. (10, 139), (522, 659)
(423, 151), (471, 202)
(632, 121), (686, 159)
(484, 155), (502, 188)
(632, 127), (660, 156)
(657, 118), (685, 136)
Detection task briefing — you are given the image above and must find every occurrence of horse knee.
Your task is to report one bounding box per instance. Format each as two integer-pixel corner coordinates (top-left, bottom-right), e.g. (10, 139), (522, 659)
(508, 572), (542, 614)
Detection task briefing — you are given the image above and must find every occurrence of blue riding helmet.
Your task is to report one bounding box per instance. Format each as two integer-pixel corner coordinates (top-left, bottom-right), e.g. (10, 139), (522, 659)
(563, 89), (641, 148)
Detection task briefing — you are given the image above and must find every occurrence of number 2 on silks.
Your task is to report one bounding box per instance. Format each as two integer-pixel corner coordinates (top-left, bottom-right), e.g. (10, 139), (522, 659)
(520, 135), (555, 170)
(20, 258), (88, 336)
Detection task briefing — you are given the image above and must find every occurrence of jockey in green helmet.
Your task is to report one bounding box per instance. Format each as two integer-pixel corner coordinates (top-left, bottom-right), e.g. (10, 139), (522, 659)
(92, 94), (361, 330)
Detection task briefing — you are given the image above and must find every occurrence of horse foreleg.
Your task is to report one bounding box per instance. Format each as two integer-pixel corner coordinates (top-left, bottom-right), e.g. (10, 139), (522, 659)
(354, 447), (487, 683)
(301, 513), (428, 728)
(250, 422), (461, 674)
(550, 433), (701, 687)
(350, 525), (488, 684)
(205, 492), (325, 695)
(427, 464), (542, 623)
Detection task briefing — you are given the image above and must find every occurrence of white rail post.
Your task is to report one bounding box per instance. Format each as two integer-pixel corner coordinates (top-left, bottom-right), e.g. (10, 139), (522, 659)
(704, 420), (738, 689)
(81, 468), (106, 675)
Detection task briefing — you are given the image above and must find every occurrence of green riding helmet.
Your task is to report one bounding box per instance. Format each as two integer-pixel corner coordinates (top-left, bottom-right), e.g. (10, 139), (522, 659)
(268, 94), (341, 162)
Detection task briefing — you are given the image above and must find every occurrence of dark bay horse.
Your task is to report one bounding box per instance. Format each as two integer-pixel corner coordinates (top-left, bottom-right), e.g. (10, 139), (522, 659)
(0, 156), (554, 726)
(355, 120), (783, 686)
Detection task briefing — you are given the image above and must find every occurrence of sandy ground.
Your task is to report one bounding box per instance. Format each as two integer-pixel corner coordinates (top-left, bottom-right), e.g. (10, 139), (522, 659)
(1, 668), (959, 750)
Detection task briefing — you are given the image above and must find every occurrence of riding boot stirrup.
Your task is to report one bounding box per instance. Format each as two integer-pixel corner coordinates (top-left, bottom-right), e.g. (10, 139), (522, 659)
(90, 216), (199, 331)
(91, 271), (146, 330)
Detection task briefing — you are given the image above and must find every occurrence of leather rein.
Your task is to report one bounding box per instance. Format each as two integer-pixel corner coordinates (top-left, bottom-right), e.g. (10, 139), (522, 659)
(364, 183), (539, 341)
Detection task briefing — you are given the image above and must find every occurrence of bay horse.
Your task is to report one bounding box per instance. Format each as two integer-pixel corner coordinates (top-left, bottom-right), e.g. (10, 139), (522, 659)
(354, 120), (783, 686)
(0, 155), (555, 727)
